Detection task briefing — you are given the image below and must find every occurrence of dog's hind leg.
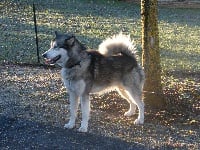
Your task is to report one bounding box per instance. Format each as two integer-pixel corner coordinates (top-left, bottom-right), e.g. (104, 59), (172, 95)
(123, 87), (144, 124)
(64, 91), (79, 129)
(78, 94), (90, 132)
(117, 88), (136, 117)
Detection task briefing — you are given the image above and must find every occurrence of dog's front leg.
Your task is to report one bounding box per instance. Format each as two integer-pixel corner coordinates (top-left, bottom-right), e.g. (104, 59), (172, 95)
(64, 91), (79, 129)
(78, 94), (90, 132)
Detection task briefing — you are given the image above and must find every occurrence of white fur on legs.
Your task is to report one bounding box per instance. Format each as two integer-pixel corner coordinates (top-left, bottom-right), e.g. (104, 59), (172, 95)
(117, 88), (136, 117)
(124, 88), (144, 124)
(64, 120), (75, 129)
(124, 103), (136, 117)
(134, 101), (144, 124)
(78, 94), (90, 132)
(64, 92), (79, 129)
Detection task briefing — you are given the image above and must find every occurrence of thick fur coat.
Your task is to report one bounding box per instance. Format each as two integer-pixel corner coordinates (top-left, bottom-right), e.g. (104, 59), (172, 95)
(43, 32), (145, 132)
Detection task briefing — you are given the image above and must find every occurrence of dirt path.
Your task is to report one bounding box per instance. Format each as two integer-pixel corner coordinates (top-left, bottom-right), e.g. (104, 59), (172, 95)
(0, 65), (199, 149)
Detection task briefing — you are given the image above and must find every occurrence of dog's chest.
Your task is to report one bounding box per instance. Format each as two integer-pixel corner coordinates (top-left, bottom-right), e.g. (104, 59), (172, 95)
(61, 68), (86, 95)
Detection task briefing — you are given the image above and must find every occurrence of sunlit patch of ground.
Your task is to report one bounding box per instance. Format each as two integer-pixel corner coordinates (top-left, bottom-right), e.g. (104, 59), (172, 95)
(0, 65), (199, 149)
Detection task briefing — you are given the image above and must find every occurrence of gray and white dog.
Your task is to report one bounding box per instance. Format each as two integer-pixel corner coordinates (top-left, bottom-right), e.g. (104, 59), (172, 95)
(43, 32), (145, 132)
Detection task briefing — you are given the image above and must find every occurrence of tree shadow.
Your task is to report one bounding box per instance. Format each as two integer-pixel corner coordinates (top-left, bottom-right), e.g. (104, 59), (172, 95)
(159, 6), (200, 27)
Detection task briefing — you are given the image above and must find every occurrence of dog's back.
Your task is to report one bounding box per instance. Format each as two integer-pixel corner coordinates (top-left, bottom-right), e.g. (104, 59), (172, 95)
(87, 50), (136, 83)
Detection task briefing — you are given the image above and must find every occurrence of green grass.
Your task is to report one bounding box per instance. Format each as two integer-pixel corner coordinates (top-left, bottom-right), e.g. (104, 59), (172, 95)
(159, 8), (200, 72)
(0, 0), (200, 73)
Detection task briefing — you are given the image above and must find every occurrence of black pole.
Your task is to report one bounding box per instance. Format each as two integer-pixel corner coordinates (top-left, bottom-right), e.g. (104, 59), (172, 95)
(33, 3), (40, 63)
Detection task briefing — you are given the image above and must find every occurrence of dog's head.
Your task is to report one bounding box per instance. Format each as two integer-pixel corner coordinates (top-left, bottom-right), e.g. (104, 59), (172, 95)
(43, 31), (86, 67)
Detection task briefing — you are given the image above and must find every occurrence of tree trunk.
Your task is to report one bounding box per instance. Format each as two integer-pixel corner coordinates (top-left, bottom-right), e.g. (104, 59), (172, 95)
(141, 0), (166, 108)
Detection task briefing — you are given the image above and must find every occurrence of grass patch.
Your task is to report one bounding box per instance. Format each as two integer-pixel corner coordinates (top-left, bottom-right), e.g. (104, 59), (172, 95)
(1, 0), (199, 72)
(159, 8), (200, 72)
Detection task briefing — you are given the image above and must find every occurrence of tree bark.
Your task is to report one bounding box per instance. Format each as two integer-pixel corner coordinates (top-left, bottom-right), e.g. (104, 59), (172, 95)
(141, 0), (166, 108)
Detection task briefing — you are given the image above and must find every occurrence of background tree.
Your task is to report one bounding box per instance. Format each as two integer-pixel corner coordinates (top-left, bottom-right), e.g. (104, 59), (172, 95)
(141, 0), (165, 107)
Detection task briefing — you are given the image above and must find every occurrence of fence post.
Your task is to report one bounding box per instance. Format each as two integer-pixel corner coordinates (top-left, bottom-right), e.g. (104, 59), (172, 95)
(33, 3), (40, 63)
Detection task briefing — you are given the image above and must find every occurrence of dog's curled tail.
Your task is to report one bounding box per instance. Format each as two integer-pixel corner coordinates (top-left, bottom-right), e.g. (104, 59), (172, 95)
(98, 33), (136, 59)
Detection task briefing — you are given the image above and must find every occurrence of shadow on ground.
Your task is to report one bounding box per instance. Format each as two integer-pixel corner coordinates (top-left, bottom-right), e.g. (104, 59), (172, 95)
(0, 115), (145, 150)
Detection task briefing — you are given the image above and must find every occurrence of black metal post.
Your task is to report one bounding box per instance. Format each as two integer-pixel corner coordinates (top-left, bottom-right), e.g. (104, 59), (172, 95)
(33, 3), (40, 63)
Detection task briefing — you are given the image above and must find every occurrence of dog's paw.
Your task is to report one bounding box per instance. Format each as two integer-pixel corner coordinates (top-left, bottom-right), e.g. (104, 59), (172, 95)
(64, 122), (75, 129)
(134, 118), (144, 125)
(78, 126), (88, 133)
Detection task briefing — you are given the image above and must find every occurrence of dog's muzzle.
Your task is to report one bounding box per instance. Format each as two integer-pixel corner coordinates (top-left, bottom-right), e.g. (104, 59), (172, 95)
(42, 53), (61, 64)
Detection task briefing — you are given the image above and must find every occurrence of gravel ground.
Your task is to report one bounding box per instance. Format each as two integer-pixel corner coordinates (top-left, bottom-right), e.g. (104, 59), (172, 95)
(0, 64), (199, 149)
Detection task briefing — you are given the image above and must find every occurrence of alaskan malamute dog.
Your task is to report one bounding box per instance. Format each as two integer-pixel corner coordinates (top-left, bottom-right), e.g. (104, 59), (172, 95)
(43, 32), (145, 132)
